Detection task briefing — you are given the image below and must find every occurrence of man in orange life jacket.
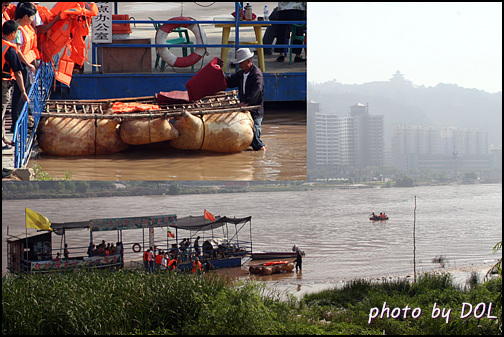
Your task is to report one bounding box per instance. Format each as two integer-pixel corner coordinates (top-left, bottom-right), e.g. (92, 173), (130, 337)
(142, 248), (149, 271)
(2, 19), (29, 149)
(10, 2), (37, 132)
(192, 256), (202, 274)
(155, 250), (164, 271)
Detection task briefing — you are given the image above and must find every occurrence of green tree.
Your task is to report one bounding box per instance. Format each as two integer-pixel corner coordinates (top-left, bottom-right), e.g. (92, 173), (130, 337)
(75, 181), (90, 193)
(168, 182), (181, 195)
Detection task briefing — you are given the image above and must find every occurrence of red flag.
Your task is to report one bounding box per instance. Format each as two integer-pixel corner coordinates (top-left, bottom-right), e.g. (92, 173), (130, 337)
(167, 230), (175, 238)
(204, 209), (215, 222)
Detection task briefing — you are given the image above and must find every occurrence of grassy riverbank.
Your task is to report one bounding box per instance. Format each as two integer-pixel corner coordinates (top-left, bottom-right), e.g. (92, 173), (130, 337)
(2, 269), (501, 335)
(3, 179), (499, 201)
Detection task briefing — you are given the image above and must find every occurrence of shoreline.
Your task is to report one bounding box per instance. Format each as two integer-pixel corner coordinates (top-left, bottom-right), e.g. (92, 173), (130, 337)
(262, 261), (500, 298)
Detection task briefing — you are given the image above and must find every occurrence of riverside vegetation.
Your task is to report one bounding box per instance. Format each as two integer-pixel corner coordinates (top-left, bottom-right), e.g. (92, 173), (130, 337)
(2, 262), (501, 335)
(1, 177), (494, 201)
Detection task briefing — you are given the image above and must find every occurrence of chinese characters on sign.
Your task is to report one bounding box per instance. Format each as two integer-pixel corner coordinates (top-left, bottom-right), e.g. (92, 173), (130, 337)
(89, 215), (178, 231)
(92, 2), (112, 43)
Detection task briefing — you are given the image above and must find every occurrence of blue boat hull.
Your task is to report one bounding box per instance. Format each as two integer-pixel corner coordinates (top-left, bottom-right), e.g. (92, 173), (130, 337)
(177, 257), (242, 271)
(49, 72), (306, 102)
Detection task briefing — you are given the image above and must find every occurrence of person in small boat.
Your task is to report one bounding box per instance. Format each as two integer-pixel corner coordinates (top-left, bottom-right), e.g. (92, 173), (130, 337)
(381, 212), (387, 219)
(224, 48), (266, 151)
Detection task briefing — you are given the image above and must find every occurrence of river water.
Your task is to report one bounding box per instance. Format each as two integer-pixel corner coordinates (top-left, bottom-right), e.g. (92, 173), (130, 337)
(2, 183), (501, 294)
(29, 107), (306, 181)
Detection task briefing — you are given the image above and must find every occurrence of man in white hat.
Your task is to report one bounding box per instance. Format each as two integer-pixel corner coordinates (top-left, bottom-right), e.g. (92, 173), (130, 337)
(224, 48), (266, 151)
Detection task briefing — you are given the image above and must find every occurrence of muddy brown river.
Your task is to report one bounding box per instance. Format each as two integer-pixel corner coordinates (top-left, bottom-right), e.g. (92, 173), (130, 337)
(3, 184), (501, 296)
(29, 105), (306, 181)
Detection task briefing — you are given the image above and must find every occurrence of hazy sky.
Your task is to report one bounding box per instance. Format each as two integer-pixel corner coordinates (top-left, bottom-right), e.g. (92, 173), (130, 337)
(308, 2), (502, 93)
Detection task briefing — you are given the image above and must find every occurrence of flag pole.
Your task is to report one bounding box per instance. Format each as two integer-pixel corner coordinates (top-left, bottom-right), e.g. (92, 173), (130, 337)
(25, 208), (28, 270)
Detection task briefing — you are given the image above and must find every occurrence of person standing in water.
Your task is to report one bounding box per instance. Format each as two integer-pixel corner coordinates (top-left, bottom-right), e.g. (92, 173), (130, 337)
(224, 48), (266, 151)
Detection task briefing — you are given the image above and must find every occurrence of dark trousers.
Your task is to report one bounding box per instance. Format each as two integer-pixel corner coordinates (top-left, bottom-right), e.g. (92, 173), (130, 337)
(296, 257), (302, 271)
(11, 66), (30, 131)
(262, 7), (279, 55)
(275, 9), (305, 55)
(251, 117), (265, 150)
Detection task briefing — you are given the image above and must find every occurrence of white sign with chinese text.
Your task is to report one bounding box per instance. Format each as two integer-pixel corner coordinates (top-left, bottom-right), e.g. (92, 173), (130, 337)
(92, 2), (112, 43)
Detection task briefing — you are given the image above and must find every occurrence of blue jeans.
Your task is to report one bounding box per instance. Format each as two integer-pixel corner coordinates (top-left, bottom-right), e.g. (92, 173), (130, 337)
(251, 117), (265, 150)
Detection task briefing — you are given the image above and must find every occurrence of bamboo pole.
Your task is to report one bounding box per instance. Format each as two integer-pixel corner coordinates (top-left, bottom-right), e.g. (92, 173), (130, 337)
(45, 90), (237, 105)
(413, 195), (417, 283)
(40, 105), (261, 119)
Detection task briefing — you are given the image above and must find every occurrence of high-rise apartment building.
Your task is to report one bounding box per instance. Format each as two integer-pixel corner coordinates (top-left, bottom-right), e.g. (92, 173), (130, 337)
(310, 102), (385, 173)
(392, 124), (490, 170)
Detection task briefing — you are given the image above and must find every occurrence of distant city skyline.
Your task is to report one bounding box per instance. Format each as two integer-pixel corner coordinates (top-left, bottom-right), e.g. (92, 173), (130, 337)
(309, 2), (502, 93)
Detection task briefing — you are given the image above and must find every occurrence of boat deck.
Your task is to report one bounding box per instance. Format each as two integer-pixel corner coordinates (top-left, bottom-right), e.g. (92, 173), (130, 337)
(46, 1), (306, 101)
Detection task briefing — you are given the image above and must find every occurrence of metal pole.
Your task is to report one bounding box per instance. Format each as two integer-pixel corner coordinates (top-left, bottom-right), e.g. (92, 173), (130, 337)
(413, 196), (417, 283)
(25, 209), (28, 271)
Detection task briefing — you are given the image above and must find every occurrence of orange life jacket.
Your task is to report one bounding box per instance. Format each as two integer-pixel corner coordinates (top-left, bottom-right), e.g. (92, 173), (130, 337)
(41, 2), (98, 84)
(155, 254), (163, 265)
(2, 9), (11, 22)
(192, 260), (202, 273)
(263, 260), (290, 266)
(2, 40), (18, 80)
(168, 259), (177, 270)
(55, 44), (74, 86)
(35, 4), (56, 46)
(18, 24), (40, 64)
(111, 102), (161, 114)
(4, 3), (15, 21)
(35, 5), (55, 25)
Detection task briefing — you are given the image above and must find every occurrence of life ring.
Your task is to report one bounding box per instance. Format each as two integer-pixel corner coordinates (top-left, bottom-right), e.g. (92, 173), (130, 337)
(155, 16), (207, 68)
(132, 243), (141, 253)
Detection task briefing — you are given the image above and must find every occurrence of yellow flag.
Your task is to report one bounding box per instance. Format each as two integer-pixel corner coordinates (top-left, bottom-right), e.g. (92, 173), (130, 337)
(25, 207), (53, 231)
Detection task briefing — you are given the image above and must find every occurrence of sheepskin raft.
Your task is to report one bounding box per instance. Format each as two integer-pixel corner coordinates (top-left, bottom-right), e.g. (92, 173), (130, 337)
(170, 110), (254, 153)
(38, 91), (259, 156)
(38, 117), (128, 156)
(249, 261), (295, 276)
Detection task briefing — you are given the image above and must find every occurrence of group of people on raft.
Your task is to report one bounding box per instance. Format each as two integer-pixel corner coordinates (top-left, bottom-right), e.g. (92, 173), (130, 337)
(143, 245), (213, 275)
(370, 212), (388, 220)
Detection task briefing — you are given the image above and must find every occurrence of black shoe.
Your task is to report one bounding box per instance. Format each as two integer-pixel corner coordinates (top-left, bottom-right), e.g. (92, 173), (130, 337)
(276, 56), (285, 62)
(294, 57), (306, 63)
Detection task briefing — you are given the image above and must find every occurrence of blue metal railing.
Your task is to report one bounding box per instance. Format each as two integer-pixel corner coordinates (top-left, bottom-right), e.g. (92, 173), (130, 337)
(13, 54), (59, 169)
(92, 2), (306, 73)
(92, 20), (307, 49)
